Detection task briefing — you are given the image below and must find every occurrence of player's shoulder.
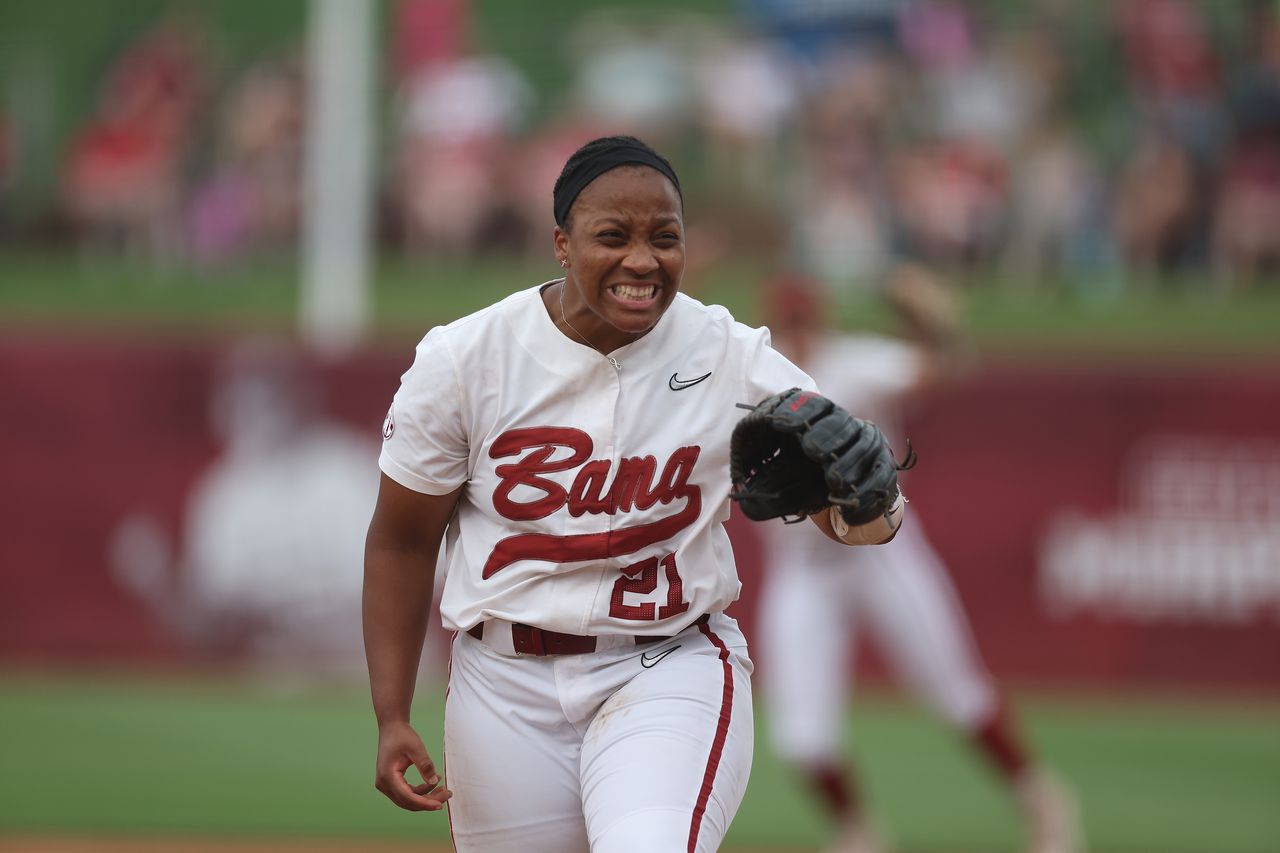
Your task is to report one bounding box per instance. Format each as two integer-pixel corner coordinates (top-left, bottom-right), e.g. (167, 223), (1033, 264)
(671, 291), (745, 326)
(669, 292), (768, 347)
(412, 283), (547, 352)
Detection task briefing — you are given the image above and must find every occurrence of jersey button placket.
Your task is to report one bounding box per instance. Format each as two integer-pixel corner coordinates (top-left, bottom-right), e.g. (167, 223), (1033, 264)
(602, 358), (622, 538)
(592, 358), (624, 629)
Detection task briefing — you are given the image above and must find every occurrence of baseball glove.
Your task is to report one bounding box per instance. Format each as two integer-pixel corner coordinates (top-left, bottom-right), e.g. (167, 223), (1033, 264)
(729, 388), (913, 526)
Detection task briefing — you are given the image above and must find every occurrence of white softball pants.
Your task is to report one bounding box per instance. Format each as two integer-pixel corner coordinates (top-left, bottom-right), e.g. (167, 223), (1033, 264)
(444, 612), (754, 852)
(759, 520), (997, 764)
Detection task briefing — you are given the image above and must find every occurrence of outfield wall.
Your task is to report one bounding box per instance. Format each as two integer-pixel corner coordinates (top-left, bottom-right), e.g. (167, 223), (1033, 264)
(2, 337), (1277, 689)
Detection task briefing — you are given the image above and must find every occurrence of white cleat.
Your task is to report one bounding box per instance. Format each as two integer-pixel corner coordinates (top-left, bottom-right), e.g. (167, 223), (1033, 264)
(1017, 768), (1085, 853)
(823, 815), (886, 853)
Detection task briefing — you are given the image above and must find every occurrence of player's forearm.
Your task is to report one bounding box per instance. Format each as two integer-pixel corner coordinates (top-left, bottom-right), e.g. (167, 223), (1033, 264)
(363, 542), (438, 727)
(810, 492), (907, 546)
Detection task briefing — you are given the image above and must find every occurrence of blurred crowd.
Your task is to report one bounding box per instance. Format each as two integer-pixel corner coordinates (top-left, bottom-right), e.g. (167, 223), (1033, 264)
(2, 0), (1280, 295)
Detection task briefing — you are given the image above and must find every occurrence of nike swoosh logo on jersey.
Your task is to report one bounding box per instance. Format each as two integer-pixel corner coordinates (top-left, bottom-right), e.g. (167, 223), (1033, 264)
(640, 644), (681, 668)
(669, 371), (712, 391)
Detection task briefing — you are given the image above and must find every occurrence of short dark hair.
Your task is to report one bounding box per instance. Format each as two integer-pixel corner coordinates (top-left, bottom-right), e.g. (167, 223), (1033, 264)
(552, 135), (681, 229)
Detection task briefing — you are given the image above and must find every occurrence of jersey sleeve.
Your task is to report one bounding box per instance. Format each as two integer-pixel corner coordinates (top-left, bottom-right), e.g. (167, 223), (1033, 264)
(743, 325), (818, 403)
(378, 328), (470, 495)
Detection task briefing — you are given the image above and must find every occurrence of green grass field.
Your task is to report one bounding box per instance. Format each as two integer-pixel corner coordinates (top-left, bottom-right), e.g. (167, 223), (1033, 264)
(4, 251), (1280, 363)
(1, 674), (1276, 852)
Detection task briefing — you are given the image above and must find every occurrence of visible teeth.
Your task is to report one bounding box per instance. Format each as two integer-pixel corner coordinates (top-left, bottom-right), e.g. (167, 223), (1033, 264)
(614, 284), (656, 300)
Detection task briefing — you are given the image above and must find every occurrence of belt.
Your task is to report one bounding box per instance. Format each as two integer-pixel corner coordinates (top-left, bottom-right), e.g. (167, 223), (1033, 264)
(466, 614), (710, 656)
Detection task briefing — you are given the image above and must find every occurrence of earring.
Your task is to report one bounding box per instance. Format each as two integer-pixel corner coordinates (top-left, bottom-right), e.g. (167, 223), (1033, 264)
(559, 259), (568, 268)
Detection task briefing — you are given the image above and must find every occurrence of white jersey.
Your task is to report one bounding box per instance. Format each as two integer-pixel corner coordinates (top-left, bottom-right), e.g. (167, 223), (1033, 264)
(802, 334), (923, 441)
(380, 282), (813, 636)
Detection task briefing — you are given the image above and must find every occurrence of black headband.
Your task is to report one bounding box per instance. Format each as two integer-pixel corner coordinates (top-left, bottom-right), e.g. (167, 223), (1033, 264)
(553, 145), (682, 227)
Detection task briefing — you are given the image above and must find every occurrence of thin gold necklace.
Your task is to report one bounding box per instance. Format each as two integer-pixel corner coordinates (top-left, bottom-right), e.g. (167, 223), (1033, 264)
(559, 280), (596, 351)
(559, 280), (622, 370)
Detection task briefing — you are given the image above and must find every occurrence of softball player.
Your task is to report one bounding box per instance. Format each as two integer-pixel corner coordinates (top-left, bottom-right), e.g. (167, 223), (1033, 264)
(364, 136), (903, 853)
(757, 270), (1082, 853)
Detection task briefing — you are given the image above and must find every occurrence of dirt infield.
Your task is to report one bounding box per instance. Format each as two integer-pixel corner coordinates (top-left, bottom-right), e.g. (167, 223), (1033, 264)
(0, 838), (824, 853)
(0, 839), (455, 853)
(0, 838), (819, 853)
(0, 835), (965, 853)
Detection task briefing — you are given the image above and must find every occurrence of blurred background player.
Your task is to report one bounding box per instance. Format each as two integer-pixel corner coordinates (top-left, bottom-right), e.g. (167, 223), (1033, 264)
(756, 267), (1082, 853)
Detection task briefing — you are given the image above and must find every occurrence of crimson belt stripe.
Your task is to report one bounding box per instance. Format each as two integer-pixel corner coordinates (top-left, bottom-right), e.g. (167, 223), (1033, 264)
(687, 621), (733, 853)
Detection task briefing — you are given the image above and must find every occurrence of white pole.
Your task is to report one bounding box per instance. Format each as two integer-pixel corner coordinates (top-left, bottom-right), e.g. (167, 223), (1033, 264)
(301, 0), (376, 353)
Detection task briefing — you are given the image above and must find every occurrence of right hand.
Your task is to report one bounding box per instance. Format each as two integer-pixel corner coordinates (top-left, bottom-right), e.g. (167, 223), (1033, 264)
(374, 721), (453, 812)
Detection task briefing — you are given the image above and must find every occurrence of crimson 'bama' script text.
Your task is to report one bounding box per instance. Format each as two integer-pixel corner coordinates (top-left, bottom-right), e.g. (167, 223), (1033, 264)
(483, 427), (701, 577)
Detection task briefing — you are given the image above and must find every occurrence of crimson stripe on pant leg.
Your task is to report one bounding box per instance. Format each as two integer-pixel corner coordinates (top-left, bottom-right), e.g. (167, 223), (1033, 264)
(446, 632), (458, 850)
(687, 622), (734, 853)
